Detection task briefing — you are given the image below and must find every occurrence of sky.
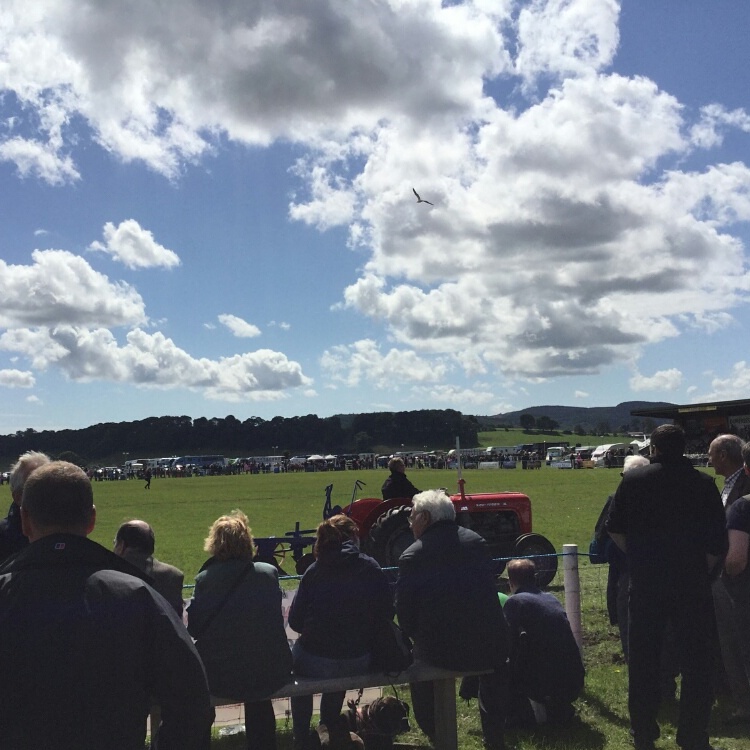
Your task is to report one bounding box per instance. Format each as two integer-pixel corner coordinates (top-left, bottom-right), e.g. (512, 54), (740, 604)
(1, 0), (750, 435)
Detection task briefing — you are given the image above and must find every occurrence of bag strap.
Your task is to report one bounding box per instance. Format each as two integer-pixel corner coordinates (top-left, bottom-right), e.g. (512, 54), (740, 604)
(192, 559), (254, 640)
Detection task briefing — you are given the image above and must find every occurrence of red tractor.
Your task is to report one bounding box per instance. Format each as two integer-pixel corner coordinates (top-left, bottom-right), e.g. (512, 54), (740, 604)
(255, 480), (558, 587)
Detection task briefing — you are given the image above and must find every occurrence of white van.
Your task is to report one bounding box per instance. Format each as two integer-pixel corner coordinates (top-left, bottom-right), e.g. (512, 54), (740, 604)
(591, 443), (628, 467)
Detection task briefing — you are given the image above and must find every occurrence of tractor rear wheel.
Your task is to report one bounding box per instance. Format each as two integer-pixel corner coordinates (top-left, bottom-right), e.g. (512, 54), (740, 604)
(368, 505), (413, 568)
(513, 533), (558, 587)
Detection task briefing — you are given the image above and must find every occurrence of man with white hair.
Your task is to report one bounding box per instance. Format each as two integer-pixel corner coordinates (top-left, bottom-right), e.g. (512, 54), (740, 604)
(0, 450), (50, 564)
(396, 489), (509, 750)
(709, 434), (750, 724)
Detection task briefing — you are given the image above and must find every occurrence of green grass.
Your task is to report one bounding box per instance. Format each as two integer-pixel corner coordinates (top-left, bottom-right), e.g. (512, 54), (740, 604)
(86, 464), (749, 750)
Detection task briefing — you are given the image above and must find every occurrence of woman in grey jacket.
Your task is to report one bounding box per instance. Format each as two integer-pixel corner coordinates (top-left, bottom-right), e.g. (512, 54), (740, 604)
(188, 510), (292, 750)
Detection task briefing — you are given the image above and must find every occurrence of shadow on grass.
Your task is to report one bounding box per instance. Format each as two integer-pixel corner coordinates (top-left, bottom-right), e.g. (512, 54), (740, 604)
(465, 714), (609, 750)
(578, 686), (631, 731)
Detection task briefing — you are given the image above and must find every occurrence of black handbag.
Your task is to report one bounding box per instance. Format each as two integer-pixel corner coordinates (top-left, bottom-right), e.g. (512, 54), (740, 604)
(372, 619), (413, 675)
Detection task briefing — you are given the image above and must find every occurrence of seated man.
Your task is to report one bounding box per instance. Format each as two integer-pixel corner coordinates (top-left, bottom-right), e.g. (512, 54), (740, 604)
(0, 461), (212, 750)
(396, 489), (509, 750)
(504, 558), (584, 726)
(114, 519), (185, 617)
(381, 457), (420, 501)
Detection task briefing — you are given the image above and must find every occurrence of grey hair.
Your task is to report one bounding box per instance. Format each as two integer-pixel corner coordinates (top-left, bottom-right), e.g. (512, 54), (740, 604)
(412, 489), (455, 524)
(622, 454), (650, 474)
(710, 434), (745, 464)
(10, 451), (51, 495)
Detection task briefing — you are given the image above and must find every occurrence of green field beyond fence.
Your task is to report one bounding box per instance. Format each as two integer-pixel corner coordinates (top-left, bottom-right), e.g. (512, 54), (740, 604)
(84, 462), (748, 750)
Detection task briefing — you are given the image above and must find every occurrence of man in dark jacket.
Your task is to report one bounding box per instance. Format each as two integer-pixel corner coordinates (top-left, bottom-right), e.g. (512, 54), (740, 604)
(396, 489), (509, 750)
(504, 557), (584, 726)
(607, 425), (728, 750)
(0, 450), (50, 564)
(381, 457), (420, 500)
(114, 519), (185, 617)
(0, 461), (212, 750)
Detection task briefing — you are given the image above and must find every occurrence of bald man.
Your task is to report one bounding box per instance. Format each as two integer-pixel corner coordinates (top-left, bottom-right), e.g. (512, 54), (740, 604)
(114, 519), (185, 617)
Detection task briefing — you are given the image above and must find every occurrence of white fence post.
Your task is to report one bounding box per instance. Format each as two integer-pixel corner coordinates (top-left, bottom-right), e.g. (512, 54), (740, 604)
(563, 543), (583, 654)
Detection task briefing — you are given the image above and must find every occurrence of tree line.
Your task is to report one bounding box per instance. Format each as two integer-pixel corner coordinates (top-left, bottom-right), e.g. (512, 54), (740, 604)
(0, 409), (480, 466)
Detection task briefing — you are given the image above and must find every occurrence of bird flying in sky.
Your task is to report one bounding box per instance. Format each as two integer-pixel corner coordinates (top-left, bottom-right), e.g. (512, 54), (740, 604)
(412, 188), (434, 206)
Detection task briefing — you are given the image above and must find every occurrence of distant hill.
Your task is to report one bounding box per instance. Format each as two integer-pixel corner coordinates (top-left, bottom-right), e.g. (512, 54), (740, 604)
(477, 401), (675, 432)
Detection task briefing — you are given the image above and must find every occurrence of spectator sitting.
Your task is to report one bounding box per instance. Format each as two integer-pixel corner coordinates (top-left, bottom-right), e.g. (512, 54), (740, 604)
(396, 489), (509, 750)
(114, 519), (185, 617)
(503, 558), (585, 727)
(381, 457), (420, 501)
(188, 510), (293, 750)
(0, 461), (211, 750)
(288, 514), (393, 750)
(0, 451), (50, 565)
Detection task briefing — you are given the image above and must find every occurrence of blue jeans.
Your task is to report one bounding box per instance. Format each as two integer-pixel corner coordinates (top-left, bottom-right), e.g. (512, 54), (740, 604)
(290, 641), (371, 742)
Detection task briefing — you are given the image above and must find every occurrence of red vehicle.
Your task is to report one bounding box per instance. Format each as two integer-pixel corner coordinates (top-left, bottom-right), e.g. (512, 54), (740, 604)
(255, 481), (558, 587)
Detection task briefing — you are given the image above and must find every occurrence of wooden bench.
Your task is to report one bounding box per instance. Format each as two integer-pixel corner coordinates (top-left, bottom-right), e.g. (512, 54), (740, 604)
(212, 661), (490, 750)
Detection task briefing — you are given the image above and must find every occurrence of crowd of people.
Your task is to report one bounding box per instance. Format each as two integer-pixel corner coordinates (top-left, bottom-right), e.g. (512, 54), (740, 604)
(596, 425), (750, 750)
(1, 423), (748, 750)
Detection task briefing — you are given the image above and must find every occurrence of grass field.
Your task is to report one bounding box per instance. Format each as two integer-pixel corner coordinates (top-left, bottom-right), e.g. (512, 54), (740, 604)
(85, 461), (750, 750)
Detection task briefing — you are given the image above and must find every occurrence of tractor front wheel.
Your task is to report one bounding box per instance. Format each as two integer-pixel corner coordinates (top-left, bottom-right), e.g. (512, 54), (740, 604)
(513, 533), (558, 587)
(368, 505), (413, 568)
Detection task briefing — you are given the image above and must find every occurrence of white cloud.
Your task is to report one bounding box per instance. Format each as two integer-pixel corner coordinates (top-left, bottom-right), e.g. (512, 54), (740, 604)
(574, 390), (589, 399)
(0, 250), (147, 328)
(0, 0), (510, 181)
(320, 339), (447, 389)
(0, 369), (35, 388)
(26, 394), (41, 403)
(89, 220), (181, 269)
(515, 0), (620, 88)
(0, 326), (311, 402)
(629, 368), (683, 392)
(2, 0), (750, 399)
(695, 361), (750, 403)
(0, 136), (79, 185)
(218, 314), (261, 338)
(411, 382), (498, 408)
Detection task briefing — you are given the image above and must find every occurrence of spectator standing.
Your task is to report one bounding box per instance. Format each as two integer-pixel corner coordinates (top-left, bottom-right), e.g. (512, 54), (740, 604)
(288, 514), (392, 750)
(144, 466), (152, 489)
(708, 434), (750, 721)
(0, 451), (50, 564)
(381, 457), (420, 501)
(606, 425), (728, 750)
(503, 558), (584, 726)
(0, 461), (211, 750)
(396, 490), (509, 750)
(114, 519), (185, 617)
(188, 510), (292, 750)
(718, 443), (750, 725)
(592, 454), (650, 659)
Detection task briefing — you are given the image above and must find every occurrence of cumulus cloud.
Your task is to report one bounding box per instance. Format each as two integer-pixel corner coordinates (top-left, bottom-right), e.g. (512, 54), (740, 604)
(0, 369), (35, 388)
(218, 314), (261, 338)
(0, 326), (311, 402)
(0, 250), (147, 328)
(2, 0), (750, 402)
(0, 0), (510, 180)
(320, 339), (447, 389)
(695, 361), (750, 403)
(89, 220), (181, 269)
(629, 368), (683, 392)
(574, 390), (589, 399)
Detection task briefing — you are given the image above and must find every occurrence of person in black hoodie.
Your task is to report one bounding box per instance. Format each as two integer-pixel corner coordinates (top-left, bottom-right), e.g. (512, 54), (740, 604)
(288, 514), (393, 749)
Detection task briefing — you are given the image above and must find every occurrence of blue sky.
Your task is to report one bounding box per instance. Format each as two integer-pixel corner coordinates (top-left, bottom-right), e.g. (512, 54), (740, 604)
(1, 0), (750, 435)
